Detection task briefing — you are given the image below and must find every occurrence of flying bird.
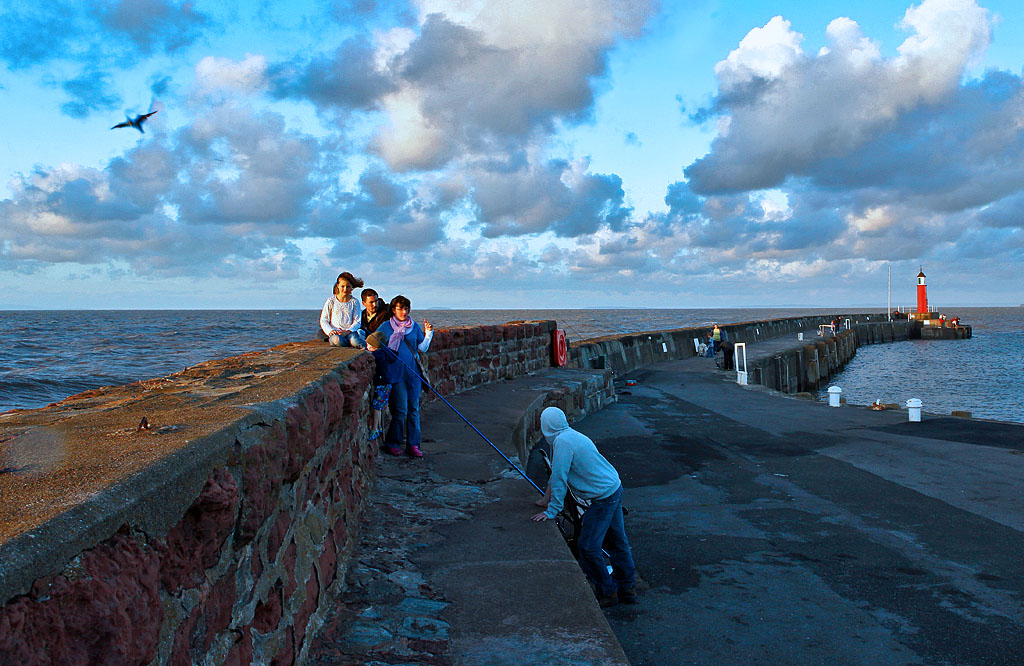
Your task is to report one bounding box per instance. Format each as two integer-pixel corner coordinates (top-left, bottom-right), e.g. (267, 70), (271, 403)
(111, 110), (158, 133)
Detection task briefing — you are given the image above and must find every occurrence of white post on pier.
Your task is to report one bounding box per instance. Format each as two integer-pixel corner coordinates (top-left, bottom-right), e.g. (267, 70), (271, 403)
(735, 342), (748, 385)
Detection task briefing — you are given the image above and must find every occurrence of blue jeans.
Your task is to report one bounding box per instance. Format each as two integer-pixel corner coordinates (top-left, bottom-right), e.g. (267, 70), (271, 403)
(577, 485), (635, 598)
(329, 330), (365, 348)
(385, 378), (422, 448)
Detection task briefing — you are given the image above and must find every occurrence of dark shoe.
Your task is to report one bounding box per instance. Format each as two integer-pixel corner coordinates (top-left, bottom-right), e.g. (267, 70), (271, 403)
(384, 445), (402, 456)
(597, 593), (618, 608)
(618, 587), (637, 604)
(406, 445), (423, 458)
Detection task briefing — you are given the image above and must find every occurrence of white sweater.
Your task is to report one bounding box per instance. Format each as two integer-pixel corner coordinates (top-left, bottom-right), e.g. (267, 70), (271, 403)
(320, 296), (362, 336)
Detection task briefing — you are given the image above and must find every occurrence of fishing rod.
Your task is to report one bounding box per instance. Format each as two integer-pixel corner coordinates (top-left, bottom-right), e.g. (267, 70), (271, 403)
(376, 341), (545, 496)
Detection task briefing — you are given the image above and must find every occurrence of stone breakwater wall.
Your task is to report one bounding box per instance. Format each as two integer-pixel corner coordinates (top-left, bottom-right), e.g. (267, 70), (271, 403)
(567, 313), (893, 378)
(0, 320), (559, 666)
(748, 320), (912, 393)
(419, 320), (556, 400)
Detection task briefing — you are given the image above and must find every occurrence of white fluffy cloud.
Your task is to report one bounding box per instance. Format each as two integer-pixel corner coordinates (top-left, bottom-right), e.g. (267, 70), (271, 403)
(688, 0), (992, 194)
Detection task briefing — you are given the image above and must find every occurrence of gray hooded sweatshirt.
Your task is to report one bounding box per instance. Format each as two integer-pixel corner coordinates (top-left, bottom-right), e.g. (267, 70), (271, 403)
(541, 407), (621, 519)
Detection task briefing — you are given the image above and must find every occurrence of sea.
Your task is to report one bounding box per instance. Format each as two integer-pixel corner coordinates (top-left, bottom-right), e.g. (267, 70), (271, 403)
(1, 307), (1020, 422)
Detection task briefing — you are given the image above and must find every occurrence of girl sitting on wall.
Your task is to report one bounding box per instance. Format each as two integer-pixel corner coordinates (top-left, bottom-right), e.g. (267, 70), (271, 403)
(320, 272), (365, 348)
(376, 295), (433, 457)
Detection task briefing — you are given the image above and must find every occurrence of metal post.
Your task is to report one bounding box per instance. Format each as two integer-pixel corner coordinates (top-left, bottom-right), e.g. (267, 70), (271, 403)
(735, 343), (748, 385)
(887, 263), (892, 321)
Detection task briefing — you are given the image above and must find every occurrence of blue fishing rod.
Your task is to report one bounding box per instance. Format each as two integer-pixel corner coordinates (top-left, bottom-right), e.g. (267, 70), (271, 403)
(376, 342), (545, 495)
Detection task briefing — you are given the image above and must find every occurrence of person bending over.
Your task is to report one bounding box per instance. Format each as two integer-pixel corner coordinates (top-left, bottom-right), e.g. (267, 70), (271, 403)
(532, 407), (637, 607)
(321, 272), (365, 348)
(376, 295), (433, 458)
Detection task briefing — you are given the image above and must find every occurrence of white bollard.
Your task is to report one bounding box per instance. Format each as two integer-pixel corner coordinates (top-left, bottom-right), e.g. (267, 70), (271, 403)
(827, 386), (842, 407)
(798, 332), (804, 341)
(906, 398), (922, 422)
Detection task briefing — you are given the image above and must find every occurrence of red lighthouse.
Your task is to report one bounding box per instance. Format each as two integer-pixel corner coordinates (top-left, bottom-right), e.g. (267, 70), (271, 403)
(916, 268), (928, 314)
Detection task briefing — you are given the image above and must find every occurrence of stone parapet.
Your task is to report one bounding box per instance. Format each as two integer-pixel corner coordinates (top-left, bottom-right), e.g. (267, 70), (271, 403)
(0, 320), (560, 666)
(567, 313), (893, 377)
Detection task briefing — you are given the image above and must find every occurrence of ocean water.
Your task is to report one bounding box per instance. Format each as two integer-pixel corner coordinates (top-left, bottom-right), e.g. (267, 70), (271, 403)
(815, 307), (1024, 423)
(1, 308), (1019, 422)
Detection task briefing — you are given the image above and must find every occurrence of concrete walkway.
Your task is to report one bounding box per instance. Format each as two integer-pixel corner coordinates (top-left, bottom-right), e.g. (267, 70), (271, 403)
(307, 328), (1024, 666)
(589, 352), (1024, 665)
(307, 368), (630, 666)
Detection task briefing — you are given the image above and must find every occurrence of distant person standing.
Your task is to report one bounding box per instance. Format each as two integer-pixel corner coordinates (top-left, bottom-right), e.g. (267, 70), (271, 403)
(320, 272), (365, 348)
(377, 295), (433, 457)
(360, 288), (391, 334)
(532, 407), (637, 607)
(712, 324), (722, 353)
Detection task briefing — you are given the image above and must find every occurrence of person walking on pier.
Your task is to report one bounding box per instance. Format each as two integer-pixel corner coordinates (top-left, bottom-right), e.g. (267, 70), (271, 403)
(532, 407), (637, 607)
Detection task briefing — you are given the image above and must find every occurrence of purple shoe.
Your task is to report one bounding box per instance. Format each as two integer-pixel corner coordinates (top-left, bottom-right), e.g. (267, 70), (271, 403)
(384, 445), (402, 456)
(406, 445), (423, 458)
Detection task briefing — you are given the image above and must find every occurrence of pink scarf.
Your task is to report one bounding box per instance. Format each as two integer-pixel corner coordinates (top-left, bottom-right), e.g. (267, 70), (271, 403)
(388, 315), (414, 351)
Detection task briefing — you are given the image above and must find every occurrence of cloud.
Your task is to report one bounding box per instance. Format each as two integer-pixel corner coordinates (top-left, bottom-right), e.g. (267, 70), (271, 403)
(318, 168), (453, 249)
(686, 0), (992, 194)
(61, 69), (122, 118)
(0, 0), (211, 118)
(91, 0), (211, 56)
(270, 38), (397, 111)
(0, 1), (86, 69)
(194, 54), (269, 102)
(0, 89), (345, 277)
(467, 156), (632, 237)
(274, 0), (656, 173)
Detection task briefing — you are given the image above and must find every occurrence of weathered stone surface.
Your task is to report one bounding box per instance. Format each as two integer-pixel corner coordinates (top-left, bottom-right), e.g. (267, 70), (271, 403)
(222, 626), (253, 666)
(1, 320), (567, 666)
(252, 584), (283, 634)
(0, 532), (163, 666)
(397, 616), (450, 641)
(201, 564), (238, 651)
(158, 468), (240, 592)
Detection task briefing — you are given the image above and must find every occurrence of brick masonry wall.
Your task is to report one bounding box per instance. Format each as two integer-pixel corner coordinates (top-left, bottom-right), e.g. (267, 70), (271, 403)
(0, 321), (561, 666)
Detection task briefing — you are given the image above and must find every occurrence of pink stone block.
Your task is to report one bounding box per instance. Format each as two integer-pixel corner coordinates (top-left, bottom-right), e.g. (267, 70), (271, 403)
(202, 565), (238, 650)
(0, 532), (163, 666)
(252, 585), (283, 634)
(159, 469), (240, 591)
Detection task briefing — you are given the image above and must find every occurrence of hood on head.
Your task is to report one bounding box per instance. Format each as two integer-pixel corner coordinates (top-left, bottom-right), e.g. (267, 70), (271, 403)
(540, 407), (570, 444)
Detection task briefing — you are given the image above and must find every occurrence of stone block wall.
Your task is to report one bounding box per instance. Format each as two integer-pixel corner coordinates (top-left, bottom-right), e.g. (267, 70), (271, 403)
(0, 353), (378, 666)
(748, 320), (912, 393)
(567, 314), (892, 376)
(0, 320), (560, 666)
(419, 320), (556, 399)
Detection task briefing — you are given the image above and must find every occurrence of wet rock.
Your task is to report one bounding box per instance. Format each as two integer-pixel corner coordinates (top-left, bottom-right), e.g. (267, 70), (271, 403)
(394, 597), (449, 618)
(397, 616), (450, 641)
(344, 622), (394, 648)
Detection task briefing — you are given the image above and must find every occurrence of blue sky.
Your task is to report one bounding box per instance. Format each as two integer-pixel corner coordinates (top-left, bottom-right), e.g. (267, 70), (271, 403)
(1, 0), (1022, 309)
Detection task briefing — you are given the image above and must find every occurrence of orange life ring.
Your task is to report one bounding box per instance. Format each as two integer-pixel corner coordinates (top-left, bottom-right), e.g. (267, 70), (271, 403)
(553, 329), (567, 367)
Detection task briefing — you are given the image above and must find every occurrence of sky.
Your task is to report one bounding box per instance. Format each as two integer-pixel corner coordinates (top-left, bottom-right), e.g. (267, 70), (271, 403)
(1, 0), (1022, 309)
